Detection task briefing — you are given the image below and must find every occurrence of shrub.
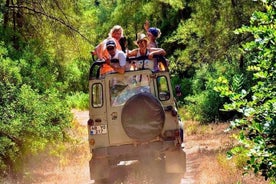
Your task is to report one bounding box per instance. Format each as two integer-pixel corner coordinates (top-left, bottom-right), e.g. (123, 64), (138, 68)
(215, 1), (276, 181)
(0, 42), (72, 178)
(66, 92), (89, 110)
(184, 61), (239, 122)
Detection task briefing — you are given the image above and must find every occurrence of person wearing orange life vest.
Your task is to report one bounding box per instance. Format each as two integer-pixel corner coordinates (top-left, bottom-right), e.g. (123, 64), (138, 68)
(92, 25), (125, 75)
(103, 39), (126, 74)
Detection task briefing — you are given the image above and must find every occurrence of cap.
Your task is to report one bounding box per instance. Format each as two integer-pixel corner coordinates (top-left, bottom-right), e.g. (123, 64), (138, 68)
(148, 27), (159, 38)
(106, 40), (116, 48)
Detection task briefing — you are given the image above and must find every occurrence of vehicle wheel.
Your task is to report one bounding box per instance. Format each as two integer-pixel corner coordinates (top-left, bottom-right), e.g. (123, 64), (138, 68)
(121, 93), (165, 141)
(90, 158), (109, 183)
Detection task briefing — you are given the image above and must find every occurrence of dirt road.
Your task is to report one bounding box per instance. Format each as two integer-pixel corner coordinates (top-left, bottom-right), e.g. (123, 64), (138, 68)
(16, 110), (268, 184)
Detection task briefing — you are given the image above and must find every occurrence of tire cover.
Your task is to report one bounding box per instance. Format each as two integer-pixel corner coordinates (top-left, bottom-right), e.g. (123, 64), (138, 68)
(121, 93), (165, 141)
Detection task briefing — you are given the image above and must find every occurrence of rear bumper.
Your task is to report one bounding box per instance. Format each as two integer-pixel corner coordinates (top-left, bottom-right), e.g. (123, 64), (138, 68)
(92, 140), (177, 159)
(89, 140), (186, 180)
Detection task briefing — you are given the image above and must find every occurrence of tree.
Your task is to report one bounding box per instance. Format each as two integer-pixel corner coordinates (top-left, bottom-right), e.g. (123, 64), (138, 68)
(89, 0), (185, 50)
(165, 0), (259, 74)
(215, 0), (276, 181)
(0, 42), (72, 177)
(1, 0), (95, 61)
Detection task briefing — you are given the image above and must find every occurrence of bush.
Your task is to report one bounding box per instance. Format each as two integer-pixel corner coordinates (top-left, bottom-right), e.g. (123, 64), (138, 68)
(215, 1), (276, 181)
(185, 90), (223, 122)
(171, 76), (192, 107)
(66, 92), (89, 110)
(0, 83), (72, 177)
(0, 42), (72, 178)
(184, 61), (239, 122)
(61, 58), (90, 93)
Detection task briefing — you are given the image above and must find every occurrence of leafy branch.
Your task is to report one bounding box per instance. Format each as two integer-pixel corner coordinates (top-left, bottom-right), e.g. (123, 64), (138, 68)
(7, 4), (93, 44)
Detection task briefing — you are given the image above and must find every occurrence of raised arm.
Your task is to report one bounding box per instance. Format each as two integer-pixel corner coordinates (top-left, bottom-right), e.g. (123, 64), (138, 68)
(144, 20), (150, 32)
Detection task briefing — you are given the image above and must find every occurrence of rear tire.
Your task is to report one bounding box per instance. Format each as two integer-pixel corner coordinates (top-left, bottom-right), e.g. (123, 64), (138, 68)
(121, 93), (165, 141)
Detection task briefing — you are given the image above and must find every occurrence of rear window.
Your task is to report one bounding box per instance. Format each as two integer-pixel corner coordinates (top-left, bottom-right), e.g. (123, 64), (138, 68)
(157, 75), (170, 101)
(110, 74), (151, 106)
(91, 83), (103, 108)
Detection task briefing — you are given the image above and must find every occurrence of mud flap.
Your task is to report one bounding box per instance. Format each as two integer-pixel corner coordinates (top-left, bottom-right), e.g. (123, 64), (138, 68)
(89, 157), (110, 180)
(165, 149), (186, 173)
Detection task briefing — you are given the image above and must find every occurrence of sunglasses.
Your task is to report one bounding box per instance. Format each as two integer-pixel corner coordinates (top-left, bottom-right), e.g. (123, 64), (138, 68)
(137, 40), (145, 45)
(107, 47), (115, 51)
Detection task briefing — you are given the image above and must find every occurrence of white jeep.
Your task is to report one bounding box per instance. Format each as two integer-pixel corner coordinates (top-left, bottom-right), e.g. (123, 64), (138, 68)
(87, 56), (186, 183)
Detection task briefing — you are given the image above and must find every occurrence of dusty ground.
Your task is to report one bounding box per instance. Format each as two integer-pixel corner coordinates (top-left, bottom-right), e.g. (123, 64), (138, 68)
(4, 110), (270, 184)
(181, 122), (269, 184)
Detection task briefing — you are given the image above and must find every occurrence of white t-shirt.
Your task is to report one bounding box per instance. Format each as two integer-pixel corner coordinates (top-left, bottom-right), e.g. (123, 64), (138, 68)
(110, 50), (126, 68)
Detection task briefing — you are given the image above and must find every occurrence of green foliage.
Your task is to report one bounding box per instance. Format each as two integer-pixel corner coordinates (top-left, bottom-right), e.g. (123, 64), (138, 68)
(61, 58), (90, 93)
(184, 60), (240, 122)
(215, 0), (276, 181)
(171, 75), (192, 104)
(166, 0), (257, 73)
(0, 41), (72, 177)
(185, 91), (221, 122)
(18, 49), (59, 92)
(164, 0), (260, 123)
(66, 92), (89, 110)
(0, 43), (22, 85)
(90, 0), (184, 50)
(0, 0), (274, 181)
(0, 84), (72, 176)
(0, 1), (92, 178)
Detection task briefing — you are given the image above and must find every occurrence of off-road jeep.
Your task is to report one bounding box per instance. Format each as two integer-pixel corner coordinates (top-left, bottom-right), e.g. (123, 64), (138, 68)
(87, 56), (186, 183)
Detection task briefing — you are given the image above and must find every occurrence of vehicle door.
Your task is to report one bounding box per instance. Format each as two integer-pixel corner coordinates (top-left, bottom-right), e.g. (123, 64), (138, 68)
(105, 70), (154, 145)
(88, 79), (109, 147)
(154, 72), (179, 131)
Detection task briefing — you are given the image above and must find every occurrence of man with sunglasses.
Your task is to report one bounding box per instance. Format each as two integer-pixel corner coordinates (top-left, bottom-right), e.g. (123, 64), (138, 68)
(101, 39), (127, 75)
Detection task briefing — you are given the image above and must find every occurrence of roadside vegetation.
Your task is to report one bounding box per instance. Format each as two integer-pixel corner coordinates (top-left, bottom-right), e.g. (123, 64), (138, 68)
(0, 0), (275, 183)
(184, 121), (269, 184)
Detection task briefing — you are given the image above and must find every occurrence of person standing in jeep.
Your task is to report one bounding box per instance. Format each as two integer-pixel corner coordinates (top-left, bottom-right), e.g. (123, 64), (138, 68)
(103, 39), (127, 74)
(92, 25), (126, 75)
(127, 33), (166, 71)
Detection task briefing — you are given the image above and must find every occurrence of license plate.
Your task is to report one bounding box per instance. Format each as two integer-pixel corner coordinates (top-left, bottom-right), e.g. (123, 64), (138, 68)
(90, 125), (107, 135)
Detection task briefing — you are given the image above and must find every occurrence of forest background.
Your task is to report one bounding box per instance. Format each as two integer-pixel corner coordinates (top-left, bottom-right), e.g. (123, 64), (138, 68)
(0, 0), (275, 183)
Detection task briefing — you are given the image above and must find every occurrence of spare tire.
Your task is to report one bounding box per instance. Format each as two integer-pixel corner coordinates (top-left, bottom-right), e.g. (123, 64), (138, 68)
(121, 93), (165, 141)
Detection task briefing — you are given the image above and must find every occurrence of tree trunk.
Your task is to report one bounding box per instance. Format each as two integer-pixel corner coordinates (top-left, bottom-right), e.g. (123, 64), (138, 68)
(16, 0), (24, 29)
(3, 0), (10, 29)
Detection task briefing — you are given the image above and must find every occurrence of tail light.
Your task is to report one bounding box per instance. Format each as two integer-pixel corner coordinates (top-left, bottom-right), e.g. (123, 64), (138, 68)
(87, 119), (94, 126)
(175, 129), (180, 137)
(171, 109), (177, 116)
(89, 138), (95, 146)
(88, 119), (95, 148)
